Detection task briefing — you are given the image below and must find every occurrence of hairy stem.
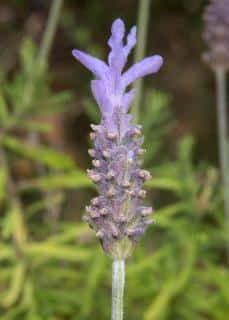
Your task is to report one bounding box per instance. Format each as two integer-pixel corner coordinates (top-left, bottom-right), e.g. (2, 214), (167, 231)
(112, 260), (125, 320)
(37, 0), (63, 68)
(215, 66), (229, 262)
(132, 0), (152, 123)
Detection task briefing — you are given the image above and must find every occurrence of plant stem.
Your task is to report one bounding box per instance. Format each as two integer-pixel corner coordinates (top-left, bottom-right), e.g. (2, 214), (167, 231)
(32, 0), (64, 227)
(112, 260), (125, 320)
(132, 0), (152, 123)
(37, 0), (63, 68)
(215, 66), (229, 261)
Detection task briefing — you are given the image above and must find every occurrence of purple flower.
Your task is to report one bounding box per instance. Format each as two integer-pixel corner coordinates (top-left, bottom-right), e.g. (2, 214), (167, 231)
(72, 18), (163, 259)
(72, 18), (163, 135)
(203, 0), (229, 69)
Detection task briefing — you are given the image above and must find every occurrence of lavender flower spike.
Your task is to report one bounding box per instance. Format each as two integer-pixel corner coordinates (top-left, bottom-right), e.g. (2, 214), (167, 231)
(72, 18), (163, 259)
(203, 0), (229, 70)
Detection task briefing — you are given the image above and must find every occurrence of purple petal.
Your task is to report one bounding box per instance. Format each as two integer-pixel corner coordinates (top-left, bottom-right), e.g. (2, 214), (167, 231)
(72, 49), (108, 78)
(91, 80), (112, 115)
(108, 18), (125, 49)
(108, 18), (126, 71)
(122, 55), (163, 87)
(121, 89), (136, 112)
(124, 26), (137, 57)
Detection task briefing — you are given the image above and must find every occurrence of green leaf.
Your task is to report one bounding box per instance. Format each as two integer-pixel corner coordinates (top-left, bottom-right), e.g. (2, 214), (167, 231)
(31, 91), (73, 116)
(0, 244), (15, 261)
(20, 38), (37, 77)
(141, 89), (172, 164)
(26, 193), (64, 218)
(2, 203), (27, 246)
(1, 262), (26, 308)
(20, 170), (92, 191)
(0, 166), (7, 201)
(2, 136), (75, 170)
(82, 251), (107, 316)
(144, 241), (195, 320)
(25, 243), (91, 262)
(146, 177), (181, 191)
(155, 203), (187, 226)
(46, 223), (91, 244)
(0, 90), (9, 127)
(177, 135), (195, 164)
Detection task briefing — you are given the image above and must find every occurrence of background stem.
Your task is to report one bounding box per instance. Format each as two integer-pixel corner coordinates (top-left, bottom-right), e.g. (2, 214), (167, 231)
(132, 0), (152, 123)
(215, 67), (229, 262)
(112, 260), (125, 320)
(37, 0), (63, 68)
(31, 0), (64, 228)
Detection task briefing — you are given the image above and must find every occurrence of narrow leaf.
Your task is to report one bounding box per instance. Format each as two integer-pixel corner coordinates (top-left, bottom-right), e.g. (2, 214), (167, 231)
(2, 136), (75, 170)
(0, 90), (9, 127)
(19, 170), (92, 191)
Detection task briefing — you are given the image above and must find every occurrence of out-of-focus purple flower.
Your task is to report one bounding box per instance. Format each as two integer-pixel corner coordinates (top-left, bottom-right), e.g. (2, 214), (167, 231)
(72, 18), (163, 259)
(203, 0), (229, 70)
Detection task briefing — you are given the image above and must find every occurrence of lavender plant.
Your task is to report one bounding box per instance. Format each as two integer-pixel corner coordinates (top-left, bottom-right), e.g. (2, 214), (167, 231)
(203, 0), (229, 261)
(72, 18), (163, 320)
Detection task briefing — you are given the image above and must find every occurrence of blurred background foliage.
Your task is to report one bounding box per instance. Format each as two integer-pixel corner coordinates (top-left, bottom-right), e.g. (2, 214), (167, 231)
(0, 0), (228, 319)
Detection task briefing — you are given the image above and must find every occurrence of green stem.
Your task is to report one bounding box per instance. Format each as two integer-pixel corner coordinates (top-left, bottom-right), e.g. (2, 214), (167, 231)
(37, 0), (63, 69)
(31, 0), (64, 228)
(112, 260), (125, 320)
(132, 0), (152, 123)
(215, 67), (229, 262)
